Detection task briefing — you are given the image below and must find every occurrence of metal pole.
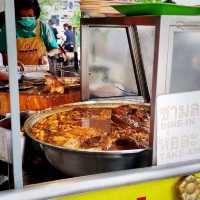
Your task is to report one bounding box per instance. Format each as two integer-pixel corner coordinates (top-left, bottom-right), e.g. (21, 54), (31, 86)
(5, 0), (23, 188)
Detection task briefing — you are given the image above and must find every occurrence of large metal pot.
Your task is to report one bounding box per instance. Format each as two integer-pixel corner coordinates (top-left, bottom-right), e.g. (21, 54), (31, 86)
(24, 101), (152, 176)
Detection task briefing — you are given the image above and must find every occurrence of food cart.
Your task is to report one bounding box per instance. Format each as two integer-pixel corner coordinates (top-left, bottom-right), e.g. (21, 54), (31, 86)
(1, 0), (200, 199)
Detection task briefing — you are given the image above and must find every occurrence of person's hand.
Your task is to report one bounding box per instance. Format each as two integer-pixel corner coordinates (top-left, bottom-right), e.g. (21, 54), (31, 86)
(47, 49), (61, 57)
(39, 55), (49, 65)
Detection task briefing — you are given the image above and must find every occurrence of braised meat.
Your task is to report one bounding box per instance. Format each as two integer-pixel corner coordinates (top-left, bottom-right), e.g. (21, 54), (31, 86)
(111, 105), (150, 132)
(31, 105), (150, 151)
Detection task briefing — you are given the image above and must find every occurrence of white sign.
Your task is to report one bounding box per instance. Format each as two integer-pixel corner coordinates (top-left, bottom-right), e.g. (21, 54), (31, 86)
(156, 91), (200, 165)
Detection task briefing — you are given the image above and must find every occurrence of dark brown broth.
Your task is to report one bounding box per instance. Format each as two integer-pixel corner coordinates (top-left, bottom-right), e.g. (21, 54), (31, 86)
(80, 118), (112, 133)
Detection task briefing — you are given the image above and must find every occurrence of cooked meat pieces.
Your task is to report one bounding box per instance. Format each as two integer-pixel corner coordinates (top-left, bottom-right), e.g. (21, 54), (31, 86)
(115, 137), (139, 150)
(44, 75), (65, 94)
(111, 105), (150, 131)
(72, 107), (112, 120)
(80, 136), (102, 149)
(31, 105), (150, 151)
(112, 105), (130, 116)
(44, 75), (80, 94)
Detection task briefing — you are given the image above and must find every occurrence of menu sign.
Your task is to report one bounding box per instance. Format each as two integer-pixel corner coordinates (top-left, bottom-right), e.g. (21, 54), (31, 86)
(156, 91), (200, 165)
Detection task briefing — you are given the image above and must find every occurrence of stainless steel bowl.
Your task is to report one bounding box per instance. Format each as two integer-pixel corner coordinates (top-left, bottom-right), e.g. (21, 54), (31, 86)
(24, 100), (152, 176)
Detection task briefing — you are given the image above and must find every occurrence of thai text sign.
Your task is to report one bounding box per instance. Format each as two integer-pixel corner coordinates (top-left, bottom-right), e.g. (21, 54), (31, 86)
(156, 91), (200, 165)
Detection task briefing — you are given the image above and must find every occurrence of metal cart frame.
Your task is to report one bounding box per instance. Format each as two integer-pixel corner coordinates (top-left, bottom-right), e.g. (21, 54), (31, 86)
(2, 0), (200, 198)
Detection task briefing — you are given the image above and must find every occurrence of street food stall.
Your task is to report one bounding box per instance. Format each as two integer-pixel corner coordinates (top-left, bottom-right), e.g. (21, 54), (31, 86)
(1, 0), (200, 200)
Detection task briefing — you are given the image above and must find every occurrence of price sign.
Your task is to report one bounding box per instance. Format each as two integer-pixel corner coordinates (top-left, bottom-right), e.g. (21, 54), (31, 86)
(156, 91), (200, 165)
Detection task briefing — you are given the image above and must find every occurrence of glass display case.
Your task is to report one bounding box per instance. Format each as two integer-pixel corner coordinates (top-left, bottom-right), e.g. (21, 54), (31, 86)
(80, 17), (156, 102)
(167, 28), (200, 93)
(81, 15), (200, 165)
(88, 27), (138, 98)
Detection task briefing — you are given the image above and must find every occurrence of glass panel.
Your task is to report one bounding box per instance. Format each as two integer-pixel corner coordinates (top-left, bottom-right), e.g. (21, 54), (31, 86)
(137, 26), (155, 96)
(88, 27), (138, 98)
(170, 31), (200, 93)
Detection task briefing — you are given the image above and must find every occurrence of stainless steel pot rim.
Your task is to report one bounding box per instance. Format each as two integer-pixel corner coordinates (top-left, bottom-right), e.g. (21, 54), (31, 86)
(24, 100), (151, 155)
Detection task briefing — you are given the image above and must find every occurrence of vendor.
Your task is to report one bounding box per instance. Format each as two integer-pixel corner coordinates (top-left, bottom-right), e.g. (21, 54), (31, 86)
(0, 0), (58, 67)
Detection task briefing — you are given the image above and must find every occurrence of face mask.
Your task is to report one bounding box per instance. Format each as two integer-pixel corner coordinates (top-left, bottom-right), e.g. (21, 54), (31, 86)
(17, 17), (36, 31)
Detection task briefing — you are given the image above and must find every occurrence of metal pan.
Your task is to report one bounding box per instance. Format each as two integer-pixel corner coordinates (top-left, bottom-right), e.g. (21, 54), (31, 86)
(24, 100), (152, 176)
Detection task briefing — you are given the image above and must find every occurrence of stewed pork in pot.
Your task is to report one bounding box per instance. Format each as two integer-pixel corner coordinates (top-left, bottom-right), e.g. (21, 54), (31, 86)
(30, 105), (150, 151)
(24, 101), (152, 176)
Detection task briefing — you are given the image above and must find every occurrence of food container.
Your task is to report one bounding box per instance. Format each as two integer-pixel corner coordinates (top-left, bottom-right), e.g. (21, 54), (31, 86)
(0, 112), (30, 163)
(24, 100), (152, 176)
